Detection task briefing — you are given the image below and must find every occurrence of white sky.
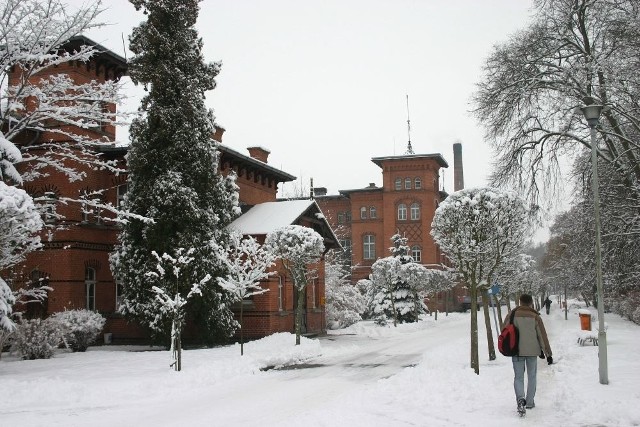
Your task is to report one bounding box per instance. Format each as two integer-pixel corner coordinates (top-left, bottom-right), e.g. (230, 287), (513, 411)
(73, 0), (535, 196)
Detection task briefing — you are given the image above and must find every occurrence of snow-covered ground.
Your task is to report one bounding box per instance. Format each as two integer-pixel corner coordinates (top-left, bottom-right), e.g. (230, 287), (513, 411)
(2, 300), (639, 426)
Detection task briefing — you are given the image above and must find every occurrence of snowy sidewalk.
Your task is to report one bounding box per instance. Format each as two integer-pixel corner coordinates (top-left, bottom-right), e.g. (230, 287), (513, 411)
(1, 302), (639, 426)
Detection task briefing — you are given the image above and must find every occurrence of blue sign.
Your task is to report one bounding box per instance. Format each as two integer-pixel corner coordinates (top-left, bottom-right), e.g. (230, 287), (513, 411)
(488, 284), (500, 295)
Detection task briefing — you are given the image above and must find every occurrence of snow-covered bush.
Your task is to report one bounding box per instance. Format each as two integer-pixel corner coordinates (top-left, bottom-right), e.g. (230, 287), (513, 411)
(51, 309), (106, 352)
(325, 279), (365, 330)
(13, 318), (62, 360)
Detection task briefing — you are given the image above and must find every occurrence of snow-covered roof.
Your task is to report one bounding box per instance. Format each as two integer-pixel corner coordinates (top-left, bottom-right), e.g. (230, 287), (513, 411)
(228, 199), (316, 235)
(371, 153), (448, 168)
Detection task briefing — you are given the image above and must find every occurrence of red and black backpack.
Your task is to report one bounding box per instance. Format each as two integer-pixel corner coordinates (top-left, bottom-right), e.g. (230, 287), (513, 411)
(498, 308), (519, 356)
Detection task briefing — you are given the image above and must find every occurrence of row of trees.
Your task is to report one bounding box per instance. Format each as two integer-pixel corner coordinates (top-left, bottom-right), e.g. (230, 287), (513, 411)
(474, 0), (640, 320)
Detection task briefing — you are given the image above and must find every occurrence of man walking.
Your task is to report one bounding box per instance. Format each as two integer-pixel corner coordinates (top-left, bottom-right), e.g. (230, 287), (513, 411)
(504, 294), (553, 416)
(544, 296), (552, 315)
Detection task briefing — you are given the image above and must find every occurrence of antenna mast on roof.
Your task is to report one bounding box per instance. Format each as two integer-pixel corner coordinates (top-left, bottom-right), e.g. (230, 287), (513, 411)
(405, 94), (414, 155)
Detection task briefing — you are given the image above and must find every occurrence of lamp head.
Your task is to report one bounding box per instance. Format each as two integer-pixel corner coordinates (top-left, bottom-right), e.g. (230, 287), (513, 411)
(580, 104), (603, 127)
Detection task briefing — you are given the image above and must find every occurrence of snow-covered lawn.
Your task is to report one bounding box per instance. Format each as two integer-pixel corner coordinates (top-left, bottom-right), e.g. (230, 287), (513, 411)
(2, 300), (639, 426)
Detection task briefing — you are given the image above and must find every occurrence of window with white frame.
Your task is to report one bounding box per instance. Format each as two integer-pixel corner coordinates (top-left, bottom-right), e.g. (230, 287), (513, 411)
(117, 183), (128, 209)
(85, 267), (96, 311)
(360, 206), (367, 219)
(395, 178), (402, 190)
(340, 238), (352, 260)
(397, 203), (407, 220)
(414, 177), (422, 189)
(404, 178), (412, 189)
(410, 202), (420, 220)
(363, 234), (376, 259)
(278, 276), (284, 311)
(411, 245), (422, 262)
(311, 279), (316, 308)
(42, 192), (57, 224)
(369, 206), (377, 219)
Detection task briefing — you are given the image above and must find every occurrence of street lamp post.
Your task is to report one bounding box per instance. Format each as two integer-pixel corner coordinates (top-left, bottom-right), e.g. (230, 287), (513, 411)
(580, 101), (609, 385)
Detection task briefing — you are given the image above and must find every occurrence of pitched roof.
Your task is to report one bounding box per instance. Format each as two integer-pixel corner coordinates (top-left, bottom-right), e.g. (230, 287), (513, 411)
(227, 199), (340, 249)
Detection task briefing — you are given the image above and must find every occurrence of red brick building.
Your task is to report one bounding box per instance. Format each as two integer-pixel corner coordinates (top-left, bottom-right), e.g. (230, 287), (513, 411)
(315, 150), (467, 312)
(4, 36), (337, 342)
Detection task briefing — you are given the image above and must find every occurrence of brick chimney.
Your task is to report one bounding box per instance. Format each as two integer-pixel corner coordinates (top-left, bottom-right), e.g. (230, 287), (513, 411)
(453, 142), (464, 191)
(212, 125), (225, 142)
(247, 146), (270, 163)
(313, 187), (327, 196)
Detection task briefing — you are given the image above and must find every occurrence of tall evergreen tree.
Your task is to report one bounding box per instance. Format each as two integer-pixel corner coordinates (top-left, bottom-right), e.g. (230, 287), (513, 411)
(389, 234), (422, 324)
(111, 0), (240, 344)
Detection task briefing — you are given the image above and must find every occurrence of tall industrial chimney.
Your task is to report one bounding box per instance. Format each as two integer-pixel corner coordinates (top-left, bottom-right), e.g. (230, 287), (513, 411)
(453, 142), (464, 191)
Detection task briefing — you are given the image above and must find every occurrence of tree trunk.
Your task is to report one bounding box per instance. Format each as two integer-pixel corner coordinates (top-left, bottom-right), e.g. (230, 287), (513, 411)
(295, 286), (305, 345)
(389, 289), (398, 327)
(240, 301), (244, 356)
(470, 284), (479, 375)
(482, 292), (496, 361)
(494, 294), (504, 329)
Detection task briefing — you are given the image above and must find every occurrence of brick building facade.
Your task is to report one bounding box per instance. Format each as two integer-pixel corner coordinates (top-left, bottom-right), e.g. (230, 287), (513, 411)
(315, 151), (467, 312)
(4, 36), (337, 343)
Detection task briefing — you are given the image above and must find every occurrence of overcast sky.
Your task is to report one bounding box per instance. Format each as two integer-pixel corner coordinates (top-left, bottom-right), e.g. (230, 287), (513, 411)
(75, 0), (535, 197)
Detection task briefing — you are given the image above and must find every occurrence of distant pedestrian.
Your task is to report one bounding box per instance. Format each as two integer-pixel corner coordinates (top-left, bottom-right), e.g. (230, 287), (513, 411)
(504, 294), (553, 416)
(544, 297), (552, 315)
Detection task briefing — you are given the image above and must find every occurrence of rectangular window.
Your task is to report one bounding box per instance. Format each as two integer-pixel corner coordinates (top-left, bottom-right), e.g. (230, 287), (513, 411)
(311, 279), (316, 309)
(345, 212), (352, 222)
(115, 278), (123, 311)
(369, 207), (377, 219)
(117, 184), (128, 209)
(405, 178), (412, 189)
(85, 267), (96, 310)
(42, 192), (57, 224)
(337, 212), (345, 224)
(363, 235), (376, 260)
(360, 207), (367, 219)
(87, 283), (96, 311)
(395, 178), (402, 190)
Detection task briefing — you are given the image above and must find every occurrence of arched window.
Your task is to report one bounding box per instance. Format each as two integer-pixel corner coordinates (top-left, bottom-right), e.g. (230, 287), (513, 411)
(410, 203), (420, 220)
(414, 177), (422, 189)
(395, 178), (402, 191)
(411, 245), (422, 262)
(85, 267), (96, 311)
(397, 203), (407, 220)
(369, 206), (377, 219)
(404, 178), (412, 189)
(363, 235), (376, 259)
(360, 206), (367, 219)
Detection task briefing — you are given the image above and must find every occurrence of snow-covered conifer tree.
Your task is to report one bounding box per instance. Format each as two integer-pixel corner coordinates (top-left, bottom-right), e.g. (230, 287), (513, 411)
(389, 234), (423, 323)
(265, 225), (324, 345)
(111, 0), (240, 344)
(215, 231), (276, 355)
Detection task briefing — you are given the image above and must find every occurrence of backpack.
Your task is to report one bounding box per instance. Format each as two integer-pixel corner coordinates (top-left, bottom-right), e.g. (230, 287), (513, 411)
(498, 308), (519, 356)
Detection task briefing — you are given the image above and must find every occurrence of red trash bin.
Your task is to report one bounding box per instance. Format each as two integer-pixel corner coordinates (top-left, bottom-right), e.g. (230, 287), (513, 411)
(579, 312), (592, 331)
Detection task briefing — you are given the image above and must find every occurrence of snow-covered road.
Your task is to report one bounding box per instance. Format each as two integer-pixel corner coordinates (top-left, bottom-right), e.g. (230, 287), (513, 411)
(2, 303), (640, 426)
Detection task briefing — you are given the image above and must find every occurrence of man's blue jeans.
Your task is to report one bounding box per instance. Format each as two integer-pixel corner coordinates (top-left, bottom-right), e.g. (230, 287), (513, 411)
(512, 356), (537, 407)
